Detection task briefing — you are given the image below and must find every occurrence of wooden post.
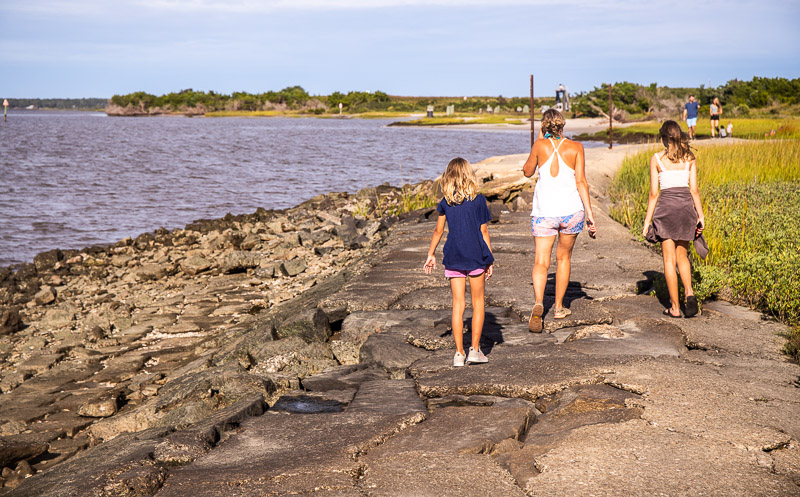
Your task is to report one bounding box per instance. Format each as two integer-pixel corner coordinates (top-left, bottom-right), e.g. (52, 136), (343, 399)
(3, 99), (7, 123)
(530, 75), (535, 146)
(608, 84), (613, 149)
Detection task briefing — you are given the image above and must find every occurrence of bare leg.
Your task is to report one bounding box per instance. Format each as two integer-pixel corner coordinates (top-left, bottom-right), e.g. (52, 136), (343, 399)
(533, 235), (556, 305)
(468, 273), (485, 350)
(450, 277), (467, 355)
(554, 233), (578, 309)
(661, 239), (680, 315)
(710, 120), (715, 137)
(675, 241), (694, 297)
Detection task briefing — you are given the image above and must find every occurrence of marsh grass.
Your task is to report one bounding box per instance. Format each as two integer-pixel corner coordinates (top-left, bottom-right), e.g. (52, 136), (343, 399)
(392, 115), (526, 126)
(581, 118), (800, 142)
(609, 140), (800, 359)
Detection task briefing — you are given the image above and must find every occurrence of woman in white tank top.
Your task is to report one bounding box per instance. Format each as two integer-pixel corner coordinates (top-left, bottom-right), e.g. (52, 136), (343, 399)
(642, 120), (707, 318)
(522, 109), (597, 331)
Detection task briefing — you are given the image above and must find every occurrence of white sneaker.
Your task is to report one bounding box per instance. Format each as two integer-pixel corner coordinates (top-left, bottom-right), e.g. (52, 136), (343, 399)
(453, 351), (466, 367)
(466, 347), (488, 364)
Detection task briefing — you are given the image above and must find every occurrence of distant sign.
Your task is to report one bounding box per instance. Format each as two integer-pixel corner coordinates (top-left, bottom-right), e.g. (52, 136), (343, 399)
(338, 103), (343, 109)
(2, 100), (7, 107)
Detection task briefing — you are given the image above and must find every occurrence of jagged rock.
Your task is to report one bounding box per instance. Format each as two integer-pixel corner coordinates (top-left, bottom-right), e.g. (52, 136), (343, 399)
(34, 286), (56, 305)
(17, 353), (63, 374)
(275, 307), (331, 342)
(78, 397), (118, 418)
(0, 433), (50, 468)
(181, 255), (213, 275)
(221, 251), (261, 273)
(84, 302), (133, 332)
(0, 306), (23, 335)
(154, 396), (266, 465)
(238, 233), (260, 250)
(134, 263), (173, 281)
(82, 325), (107, 342)
(38, 304), (77, 330)
(359, 328), (432, 377)
(280, 258), (306, 277)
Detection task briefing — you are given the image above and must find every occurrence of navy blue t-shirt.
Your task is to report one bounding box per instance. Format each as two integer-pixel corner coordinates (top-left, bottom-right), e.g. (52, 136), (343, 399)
(685, 101), (700, 119)
(436, 194), (494, 271)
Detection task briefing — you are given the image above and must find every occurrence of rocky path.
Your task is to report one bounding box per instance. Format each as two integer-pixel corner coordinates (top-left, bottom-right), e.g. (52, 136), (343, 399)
(7, 148), (800, 496)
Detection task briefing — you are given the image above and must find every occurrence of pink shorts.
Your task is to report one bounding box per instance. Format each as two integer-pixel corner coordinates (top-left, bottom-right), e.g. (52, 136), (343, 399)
(444, 267), (487, 279)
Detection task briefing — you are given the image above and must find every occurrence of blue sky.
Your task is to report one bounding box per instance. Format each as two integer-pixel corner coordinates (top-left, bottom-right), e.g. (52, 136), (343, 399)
(1, 0), (798, 98)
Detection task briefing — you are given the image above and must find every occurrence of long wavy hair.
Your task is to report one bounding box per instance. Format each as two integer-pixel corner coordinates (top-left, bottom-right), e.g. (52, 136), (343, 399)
(441, 157), (479, 205)
(659, 120), (695, 162)
(541, 108), (566, 138)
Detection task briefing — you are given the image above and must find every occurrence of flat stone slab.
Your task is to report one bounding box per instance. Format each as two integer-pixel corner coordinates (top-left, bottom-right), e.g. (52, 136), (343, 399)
(605, 355), (800, 450)
(365, 403), (534, 458)
(154, 410), (427, 496)
(563, 318), (686, 357)
(522, 419), (800, 496)
(361, 451), (527, 497)
(347, 379), (426, 416)
(410, 344), (636, 402)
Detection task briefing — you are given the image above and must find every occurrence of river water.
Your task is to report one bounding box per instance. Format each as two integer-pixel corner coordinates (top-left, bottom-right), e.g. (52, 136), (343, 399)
(0, 111), (597, 267)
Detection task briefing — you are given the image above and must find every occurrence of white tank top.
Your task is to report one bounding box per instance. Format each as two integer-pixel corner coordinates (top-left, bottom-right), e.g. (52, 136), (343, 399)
(530, 138), (585, 217)
(656, 153), (691, 190)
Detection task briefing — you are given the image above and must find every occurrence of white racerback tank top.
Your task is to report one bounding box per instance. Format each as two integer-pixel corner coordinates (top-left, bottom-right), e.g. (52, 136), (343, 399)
(656, 153), (691, 190)
(530, 138), (585, 217)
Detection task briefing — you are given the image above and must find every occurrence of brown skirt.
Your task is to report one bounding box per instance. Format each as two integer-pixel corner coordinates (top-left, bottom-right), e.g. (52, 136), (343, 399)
(645, 187), (709, 259)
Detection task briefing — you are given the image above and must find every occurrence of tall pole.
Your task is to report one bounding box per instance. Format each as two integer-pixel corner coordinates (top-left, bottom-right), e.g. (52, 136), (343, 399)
(608, 84), (613, 149)
(530, 75), (535, 146)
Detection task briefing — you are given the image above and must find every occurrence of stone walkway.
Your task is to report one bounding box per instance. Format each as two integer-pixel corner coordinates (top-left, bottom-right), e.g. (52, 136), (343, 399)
(10, 147), (800, 496)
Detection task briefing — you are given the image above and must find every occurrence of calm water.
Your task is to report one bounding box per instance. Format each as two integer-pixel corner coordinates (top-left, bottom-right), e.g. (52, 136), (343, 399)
(0, 111), (596, 267)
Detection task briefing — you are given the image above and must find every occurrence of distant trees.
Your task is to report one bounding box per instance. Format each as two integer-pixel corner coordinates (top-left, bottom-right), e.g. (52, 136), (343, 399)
(6, 98), (106, 109)
(571, 77), (800, 119)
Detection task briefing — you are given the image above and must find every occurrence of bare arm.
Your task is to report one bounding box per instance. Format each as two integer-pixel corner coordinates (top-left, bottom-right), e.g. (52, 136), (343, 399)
(522, 142), (539, 177)
(480, 223), (493, 279)
(423, 214), (447, 273)
(641, 154), (660, 236)
(688, 160), (705, 234)
(573, 142), (597, 235)
(682, 107), (687, 120)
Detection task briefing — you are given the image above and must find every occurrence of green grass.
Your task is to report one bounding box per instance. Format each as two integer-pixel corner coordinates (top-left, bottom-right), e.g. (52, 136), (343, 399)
(390, 115), (527, 126)
(608, 140), (800, 360)
(576, 118), (800, 143)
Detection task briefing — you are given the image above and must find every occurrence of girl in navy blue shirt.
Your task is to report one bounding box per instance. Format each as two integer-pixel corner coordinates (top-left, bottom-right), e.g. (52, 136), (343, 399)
(424, 157), (494, 367)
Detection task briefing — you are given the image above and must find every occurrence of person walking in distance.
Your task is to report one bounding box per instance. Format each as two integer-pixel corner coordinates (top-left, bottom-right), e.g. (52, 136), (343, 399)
(642, 120), (708, 318)
(709, 97), (722, 138)
(424, 158), (494, 366)
(683, 95), (701, 140)
(522, 109), (597, 332)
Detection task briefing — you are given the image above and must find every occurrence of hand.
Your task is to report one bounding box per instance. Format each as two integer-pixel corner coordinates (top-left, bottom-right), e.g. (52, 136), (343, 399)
(586, 216), (597, 239)
(423, 255), (436, 274)
(696, 219), (705, 236)
(485, 264), (493, 281)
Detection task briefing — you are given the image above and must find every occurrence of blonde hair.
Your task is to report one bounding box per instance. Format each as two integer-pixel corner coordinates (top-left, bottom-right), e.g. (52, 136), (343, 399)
(659, 120), (695, 162)
(441, 157), (479, 205)
(541, 108), (566, 138)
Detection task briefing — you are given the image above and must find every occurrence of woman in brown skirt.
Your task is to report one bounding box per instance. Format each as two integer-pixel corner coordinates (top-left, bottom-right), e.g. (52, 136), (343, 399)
(642, 120), (707, 318)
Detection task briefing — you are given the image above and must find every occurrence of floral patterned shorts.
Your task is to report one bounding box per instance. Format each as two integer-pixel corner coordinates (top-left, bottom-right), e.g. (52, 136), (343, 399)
(531, 210), (585, 237)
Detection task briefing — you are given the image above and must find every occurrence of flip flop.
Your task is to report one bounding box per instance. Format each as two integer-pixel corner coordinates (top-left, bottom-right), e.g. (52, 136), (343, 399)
(685, 296), (699, 318)
(528, 303), (544, 333)
(663, 308), (682, 319)
(553, 307), (572, 319)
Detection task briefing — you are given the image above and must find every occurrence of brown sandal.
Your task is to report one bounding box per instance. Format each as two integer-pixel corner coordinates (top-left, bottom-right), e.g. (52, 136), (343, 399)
(528, 303), (544, 333)
(553, 307), (572, 319)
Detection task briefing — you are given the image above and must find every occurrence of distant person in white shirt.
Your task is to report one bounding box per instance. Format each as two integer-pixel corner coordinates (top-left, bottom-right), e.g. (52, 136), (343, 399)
(726, 121), (733, 138)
